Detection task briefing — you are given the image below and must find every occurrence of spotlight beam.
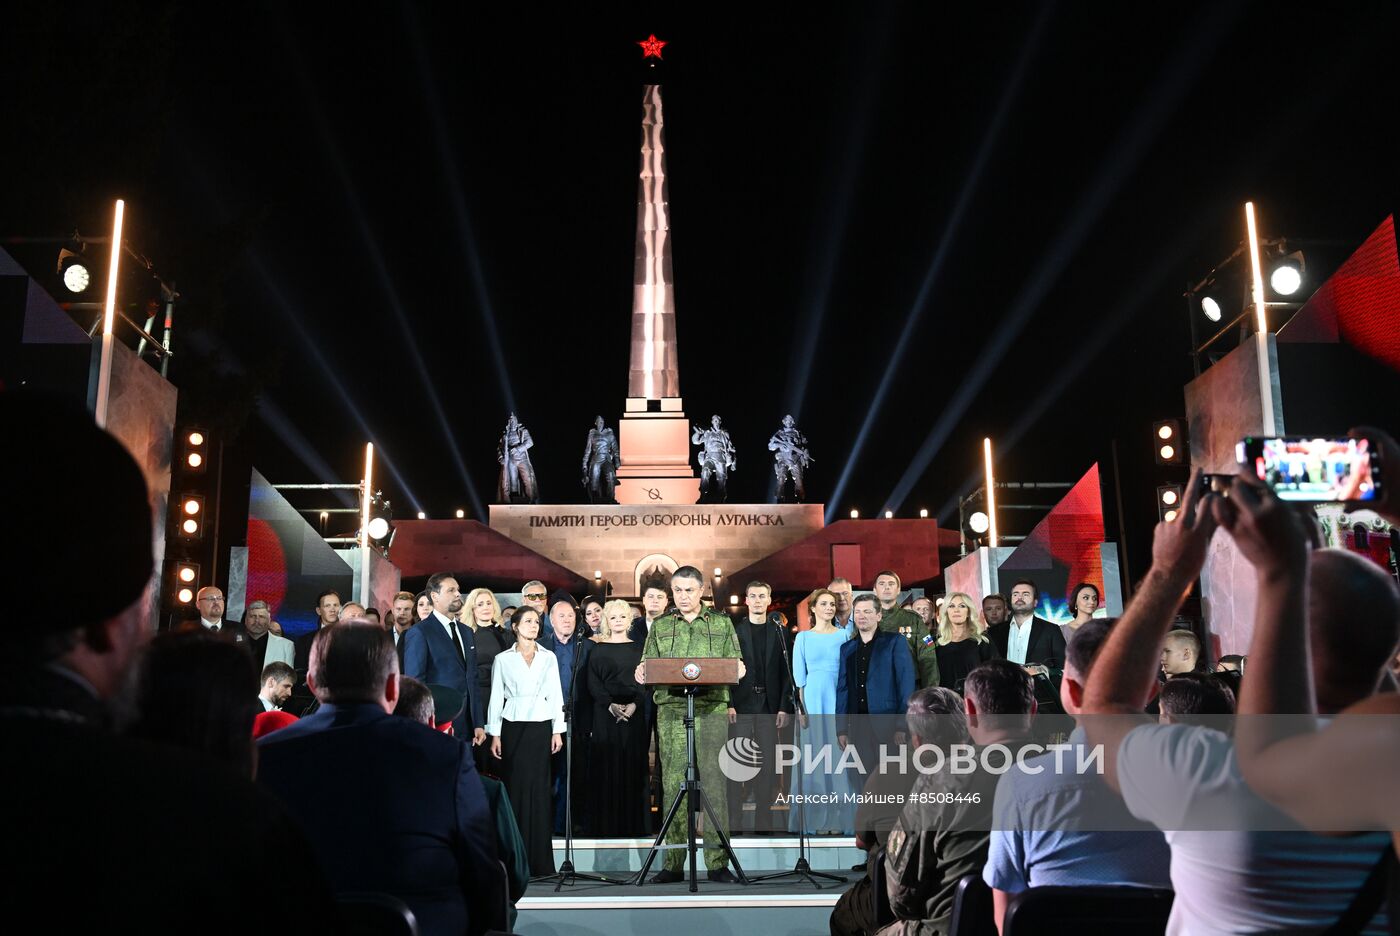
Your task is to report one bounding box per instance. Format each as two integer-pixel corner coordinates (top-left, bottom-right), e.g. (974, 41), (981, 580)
(778, 4), (897, 433)
(403, 2), (516, 414)
(293, 80), (485, 521)
(825, 5), (1051, 523)
(249, 251), (425, 515)
(883, 1), (1241, 515)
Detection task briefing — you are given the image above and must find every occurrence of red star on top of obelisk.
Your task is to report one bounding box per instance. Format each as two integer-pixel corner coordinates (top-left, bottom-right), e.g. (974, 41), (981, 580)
(637, 34), (667, 59)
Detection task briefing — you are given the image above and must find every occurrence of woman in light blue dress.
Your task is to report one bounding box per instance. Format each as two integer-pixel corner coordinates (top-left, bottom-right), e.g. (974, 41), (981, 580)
(788, 588), (856, 834)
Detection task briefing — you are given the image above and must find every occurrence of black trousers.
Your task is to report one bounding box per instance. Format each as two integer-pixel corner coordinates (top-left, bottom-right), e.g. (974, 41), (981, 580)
(500, 719), (555, 875)
(727, 711), (782, 832)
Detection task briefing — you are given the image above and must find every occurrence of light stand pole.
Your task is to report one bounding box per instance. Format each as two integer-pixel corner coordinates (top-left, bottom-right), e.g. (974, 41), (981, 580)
(750, 619), (846, 887)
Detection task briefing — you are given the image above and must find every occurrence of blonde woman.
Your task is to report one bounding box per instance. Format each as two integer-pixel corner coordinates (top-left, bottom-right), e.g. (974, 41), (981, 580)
(584, 599), (649, 836)
(464, 587), (511, 771)
(787, 588), (855, 834)
(934, 592), (1000, 694)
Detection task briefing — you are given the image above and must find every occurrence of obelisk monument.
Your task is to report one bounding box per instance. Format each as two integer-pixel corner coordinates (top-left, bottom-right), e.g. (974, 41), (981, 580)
(615, 84), (702, 505)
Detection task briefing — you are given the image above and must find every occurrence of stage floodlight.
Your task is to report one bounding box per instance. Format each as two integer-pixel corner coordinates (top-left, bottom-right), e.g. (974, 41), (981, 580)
(177, 566), (196, 584)
(62, 262), (90, 293)
(919, 508), (929, 518)
(594, 570), (603, 580)
(729, 594), (740, 605)
(416, 511), (426, 520)
(1200, 295), (1222, 322)
(850, 509), (859, 519)
(172, 561), (200, 604)
(968, 511), (990, 534)
(455, 509), (465, 519)
(1153, 420), (1184, 465)
(177, 494), (205, 540)
(183, 497), (201, 515)
(1158, 484), (1184, 521)
(182, 429), (208, 474)
(713, 567), (722, 578)
(1270, 264), (1300, 295)
(181, 518), (199, 536)
(366, 517), (391, 541)
(177, 587), (195, 604)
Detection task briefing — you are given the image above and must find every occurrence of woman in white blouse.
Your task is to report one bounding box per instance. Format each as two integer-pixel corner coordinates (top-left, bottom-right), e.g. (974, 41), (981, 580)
(488, 606), (565, 876)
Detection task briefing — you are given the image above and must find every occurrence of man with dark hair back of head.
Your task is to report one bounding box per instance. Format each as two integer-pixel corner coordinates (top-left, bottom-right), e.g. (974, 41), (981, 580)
(394, 675), (437, 726)
(634, 564), (746, 883)
(363, 607), (381, 625)
(983, 620), (1171, 929)
(1158, 672), (1236, 724)
(1081, 468), (1397, 934)
(260, 622), (500, 933)
(402, 572), (484, 743)
(0, 392), (335, 931)
(259, 661), (296, 711)
(848, 665), (1035, 936)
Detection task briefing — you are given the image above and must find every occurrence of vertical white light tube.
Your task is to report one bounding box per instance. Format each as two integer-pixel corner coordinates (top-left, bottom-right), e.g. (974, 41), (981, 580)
(93, 199), (125, 428)
(361, 443), (374, 606)
(1245, 202), (1278, 435)
(984, 437), (998, 548)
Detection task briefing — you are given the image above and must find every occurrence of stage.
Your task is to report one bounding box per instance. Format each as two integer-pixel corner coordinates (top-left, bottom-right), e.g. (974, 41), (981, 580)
(515, 836), (861, 935)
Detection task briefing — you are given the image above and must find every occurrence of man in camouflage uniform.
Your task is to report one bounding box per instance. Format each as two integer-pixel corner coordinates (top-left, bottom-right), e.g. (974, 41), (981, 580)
(636, 565), (745, 883)
(865, 664), (1033, 936)
(873, 571), (940, 690)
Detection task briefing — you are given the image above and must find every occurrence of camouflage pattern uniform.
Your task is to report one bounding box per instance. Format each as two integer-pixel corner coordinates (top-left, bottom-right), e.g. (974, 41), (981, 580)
(642, 607), (742, 871)
(880, 606), (940, 689)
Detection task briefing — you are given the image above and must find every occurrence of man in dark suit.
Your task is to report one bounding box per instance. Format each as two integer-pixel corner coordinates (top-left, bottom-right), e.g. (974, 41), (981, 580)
(389, 589), (417, 670)
(727, 580), (793, 833)
(626, 580), (671, 644)
(293, 589), (343, 671)
(985, 578), (1067, 711)
(540, 593), (592, 835)
(1, 392), (336, 932)
(402, 572), (485, 744)
(837, 594), (917, 769)
(258, 622), (499, 935)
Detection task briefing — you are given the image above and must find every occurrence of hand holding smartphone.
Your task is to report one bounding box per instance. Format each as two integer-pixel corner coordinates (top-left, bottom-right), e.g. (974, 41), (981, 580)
(1235, 435), (1383, 503)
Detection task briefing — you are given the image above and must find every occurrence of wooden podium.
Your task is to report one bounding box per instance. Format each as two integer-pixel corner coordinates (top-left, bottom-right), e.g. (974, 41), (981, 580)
(638, 657), (741, 687)
(633, 657), (748, 891)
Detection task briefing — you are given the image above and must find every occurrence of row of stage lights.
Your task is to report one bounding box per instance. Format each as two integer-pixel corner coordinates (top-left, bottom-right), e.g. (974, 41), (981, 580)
(848, 508), (934, 520)
(1154, 418), (1186, 522)
(171, 430), (210, 605)
(1195, 246), (1305, 323)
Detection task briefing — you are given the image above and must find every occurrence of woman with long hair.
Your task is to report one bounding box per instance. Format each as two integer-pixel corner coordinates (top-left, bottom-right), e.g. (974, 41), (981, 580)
(788, 588), (855, 834)
(464, 587), (511, 774)
(579, 596), (606, 641)
(127, 632), (260, 779)
(585, 599), (649, 836)
(933, 592), (1000, 695)
(414, 590), (433, 622)
(488, 607), (565, 875)
(1061, 582), (1100, 644)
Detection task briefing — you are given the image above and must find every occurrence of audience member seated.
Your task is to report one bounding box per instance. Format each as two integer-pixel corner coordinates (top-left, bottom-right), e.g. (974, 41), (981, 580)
(127, 631), (261, 778)
(984, 619), (1171, 932)
(259, 661), (296, 711)
(396, 676), (528, 931)
(0, 391), (334, 932)
(829, 686), (967, 936)
(834, 661), (1037, 936)
(1082, 468), (1395, 935)
(1157, 671), (1236, 725)
(257, 620), (498, 935)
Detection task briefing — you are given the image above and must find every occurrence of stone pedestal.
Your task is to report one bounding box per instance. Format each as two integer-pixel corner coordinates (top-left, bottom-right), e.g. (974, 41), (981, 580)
(615, 396), (700, 504)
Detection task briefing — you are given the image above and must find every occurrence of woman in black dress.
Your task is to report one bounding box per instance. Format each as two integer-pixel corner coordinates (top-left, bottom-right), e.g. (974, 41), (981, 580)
(585, 598), (649, 836)
(465, 587), (512, 775)
(933, 592), (1000, 694)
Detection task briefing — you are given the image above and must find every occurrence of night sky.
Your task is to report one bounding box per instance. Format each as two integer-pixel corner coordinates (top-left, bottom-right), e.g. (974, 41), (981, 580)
(4, 3), (1397, 575)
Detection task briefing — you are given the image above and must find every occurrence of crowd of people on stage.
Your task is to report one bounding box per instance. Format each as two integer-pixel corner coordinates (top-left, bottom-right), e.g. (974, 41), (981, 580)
(6, 390), (1400, 935)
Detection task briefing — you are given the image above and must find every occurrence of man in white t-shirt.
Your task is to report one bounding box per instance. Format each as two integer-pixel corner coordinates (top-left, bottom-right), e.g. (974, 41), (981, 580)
(1082, 469), (1392, 935)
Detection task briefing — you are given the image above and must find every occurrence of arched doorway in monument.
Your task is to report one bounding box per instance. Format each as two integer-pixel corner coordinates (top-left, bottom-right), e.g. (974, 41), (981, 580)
(633, 553), (678, 597)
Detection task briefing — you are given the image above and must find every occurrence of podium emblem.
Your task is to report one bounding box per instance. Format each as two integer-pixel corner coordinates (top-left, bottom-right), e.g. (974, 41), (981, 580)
(681, 661), (702, 680)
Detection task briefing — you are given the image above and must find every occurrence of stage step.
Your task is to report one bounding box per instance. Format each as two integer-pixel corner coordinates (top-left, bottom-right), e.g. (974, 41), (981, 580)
(517, 860), (854, 936)
(549, 835), (864, 875)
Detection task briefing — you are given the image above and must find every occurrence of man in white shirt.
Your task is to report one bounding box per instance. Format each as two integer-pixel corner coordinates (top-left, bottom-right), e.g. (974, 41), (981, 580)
(259, 662), (296, 711)
(1082, 469), (1392, 935)
(985, 580), (1065, 710)
(194, 587), (232, 635)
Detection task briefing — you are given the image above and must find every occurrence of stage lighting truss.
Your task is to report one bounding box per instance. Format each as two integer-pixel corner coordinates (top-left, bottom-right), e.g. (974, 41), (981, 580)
(1158, 484), (1184, 522)
(172, 562), (200, 604)
(1153, 420), (1185, 465)
(360, 491), (394, 547)
(1184, 225), (1315, 376)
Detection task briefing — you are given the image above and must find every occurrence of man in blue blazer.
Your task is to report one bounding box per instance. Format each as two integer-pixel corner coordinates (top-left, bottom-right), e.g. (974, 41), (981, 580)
(258, 621), (500, 935)
(837, 593), (916, 764)
(403, 572), (486, 743)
